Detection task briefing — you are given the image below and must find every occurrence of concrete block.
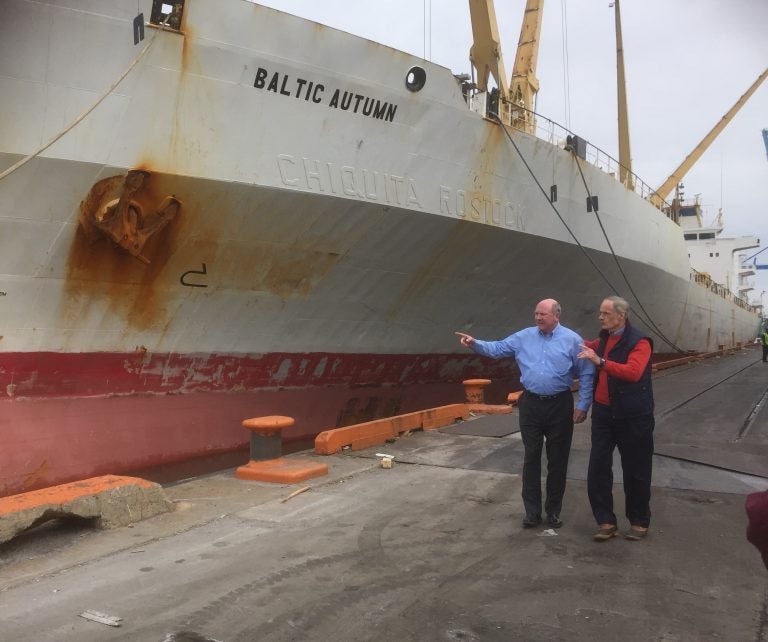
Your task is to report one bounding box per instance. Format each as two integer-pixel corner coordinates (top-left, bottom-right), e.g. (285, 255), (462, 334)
(0, 475), (173, 544)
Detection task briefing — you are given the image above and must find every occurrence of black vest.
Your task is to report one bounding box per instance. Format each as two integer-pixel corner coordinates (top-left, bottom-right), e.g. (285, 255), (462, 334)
(596, 322), (654, 418)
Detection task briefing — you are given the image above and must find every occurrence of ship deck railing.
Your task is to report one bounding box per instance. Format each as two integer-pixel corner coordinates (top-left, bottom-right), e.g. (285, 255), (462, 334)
(691, 269), (758, 313)
(482, 101), (759, 315)
(504, 106), (676, 222)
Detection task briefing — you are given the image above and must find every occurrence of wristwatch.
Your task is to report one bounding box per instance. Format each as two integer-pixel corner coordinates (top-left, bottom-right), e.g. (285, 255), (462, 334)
(599, 358), (606, 368)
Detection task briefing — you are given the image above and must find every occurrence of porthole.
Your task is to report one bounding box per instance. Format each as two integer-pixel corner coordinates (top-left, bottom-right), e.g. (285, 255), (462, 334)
(405, 66), (427, 92)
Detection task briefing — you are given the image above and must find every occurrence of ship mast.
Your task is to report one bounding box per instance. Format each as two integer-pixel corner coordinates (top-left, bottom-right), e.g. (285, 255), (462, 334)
(613, 0), (634, 189)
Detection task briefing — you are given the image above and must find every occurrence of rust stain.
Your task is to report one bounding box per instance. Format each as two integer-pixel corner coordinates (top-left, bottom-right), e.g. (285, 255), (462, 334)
(170, 23), (206, 179)
(478, 123), (507, 177)
(63, 170), (347, 335)
(64, 170), (182, 332)
(263, 250), (341, 298)
(180, 22), (194, 73)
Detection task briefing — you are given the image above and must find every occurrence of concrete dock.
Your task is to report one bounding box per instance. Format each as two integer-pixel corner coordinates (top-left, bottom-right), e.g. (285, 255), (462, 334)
(0, 347), (767, 641)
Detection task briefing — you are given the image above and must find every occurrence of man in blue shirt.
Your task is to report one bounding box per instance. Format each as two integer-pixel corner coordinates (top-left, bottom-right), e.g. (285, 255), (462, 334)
(456, 298), (594, 529)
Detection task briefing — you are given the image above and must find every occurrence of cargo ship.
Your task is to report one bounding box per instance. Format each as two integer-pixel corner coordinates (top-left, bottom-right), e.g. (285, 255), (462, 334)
(0, 0), (762, 496)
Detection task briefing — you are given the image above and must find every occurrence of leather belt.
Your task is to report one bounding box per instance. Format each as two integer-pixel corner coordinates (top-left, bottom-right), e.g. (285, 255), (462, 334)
(523, 389), (571, 401)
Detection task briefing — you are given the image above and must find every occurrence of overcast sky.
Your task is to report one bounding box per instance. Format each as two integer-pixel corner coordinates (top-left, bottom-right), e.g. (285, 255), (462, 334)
(255, 0), (768, 303)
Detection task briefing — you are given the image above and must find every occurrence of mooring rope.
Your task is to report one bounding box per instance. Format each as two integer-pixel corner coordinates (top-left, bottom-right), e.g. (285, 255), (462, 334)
(0, 23), (163, 183)
(489, 112), (686, 353)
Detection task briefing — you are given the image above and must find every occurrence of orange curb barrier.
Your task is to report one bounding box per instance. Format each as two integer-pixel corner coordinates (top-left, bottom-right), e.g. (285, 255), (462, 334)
(650, 346), (749, 373)
(236, 415), (328, 484)
(314, 404), (470, 455)
(468, 403), (513, 414)
(652, 355), (701, 372)
(0, 475), (155, 514)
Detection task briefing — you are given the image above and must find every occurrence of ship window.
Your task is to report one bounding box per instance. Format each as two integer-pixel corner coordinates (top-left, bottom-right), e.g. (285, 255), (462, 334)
(684, 233), (697, 240)
(405, 66), (427, 92)
(716, 252), (719, 257)
(699, 232), (715, 239)
(709, 253), (713, 257)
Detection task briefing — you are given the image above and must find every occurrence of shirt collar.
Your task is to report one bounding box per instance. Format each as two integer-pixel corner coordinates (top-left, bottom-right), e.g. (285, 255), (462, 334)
(538, 322), (560, 337)
(609, 325), (626, 337)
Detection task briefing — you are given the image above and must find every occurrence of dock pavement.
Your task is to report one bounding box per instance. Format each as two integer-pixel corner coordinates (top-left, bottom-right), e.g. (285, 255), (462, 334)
(0, 347), (767, 641)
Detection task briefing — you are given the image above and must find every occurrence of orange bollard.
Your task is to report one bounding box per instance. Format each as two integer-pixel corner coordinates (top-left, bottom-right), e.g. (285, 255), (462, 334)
(462, 379), (492, 404)
(236, 415), (328, 484)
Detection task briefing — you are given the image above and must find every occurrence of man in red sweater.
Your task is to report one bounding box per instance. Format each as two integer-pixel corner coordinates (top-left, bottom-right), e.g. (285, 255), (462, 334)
(578, 296), (654, 542)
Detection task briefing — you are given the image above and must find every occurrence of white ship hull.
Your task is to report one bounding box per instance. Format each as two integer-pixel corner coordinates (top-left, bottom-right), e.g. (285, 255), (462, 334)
(0, 0), (758, 495)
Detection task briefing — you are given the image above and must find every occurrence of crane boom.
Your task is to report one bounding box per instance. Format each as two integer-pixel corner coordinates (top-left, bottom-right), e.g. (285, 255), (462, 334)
(468, 0), (510, 98)
(650, 67), (768, 208)
(468, 0), (543, 131)
(509, 0), (544, 132)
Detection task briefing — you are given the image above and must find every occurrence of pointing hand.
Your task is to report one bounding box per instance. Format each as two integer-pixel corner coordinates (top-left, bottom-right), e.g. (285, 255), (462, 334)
(455, 331), (475, 348)
(578, 344), (600, 366)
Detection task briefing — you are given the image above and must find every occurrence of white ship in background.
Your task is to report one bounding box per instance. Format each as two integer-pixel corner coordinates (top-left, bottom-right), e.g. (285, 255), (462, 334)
(679, 196), (761, 308)
(0, 0), (765, 496)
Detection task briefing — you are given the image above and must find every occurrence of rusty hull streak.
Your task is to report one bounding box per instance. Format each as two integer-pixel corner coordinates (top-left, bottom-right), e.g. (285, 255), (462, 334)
(171, 20), (198, 171)
(64, 168), (347, 337)
(64, 170), (182, 333)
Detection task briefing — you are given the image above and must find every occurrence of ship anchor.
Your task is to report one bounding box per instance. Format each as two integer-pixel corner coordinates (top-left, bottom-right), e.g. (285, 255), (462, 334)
(88, 170), (179, 264)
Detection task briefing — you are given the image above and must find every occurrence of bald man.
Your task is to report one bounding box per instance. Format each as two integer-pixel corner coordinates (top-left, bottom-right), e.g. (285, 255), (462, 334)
(457, 299), (594, 529)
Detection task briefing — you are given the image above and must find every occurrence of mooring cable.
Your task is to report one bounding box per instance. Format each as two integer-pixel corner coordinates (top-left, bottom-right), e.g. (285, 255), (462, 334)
(488, 112), (683, 351)
(487, 113), (624, 296)
(569, 154), (686, 352)
(0, 22), (164, 184)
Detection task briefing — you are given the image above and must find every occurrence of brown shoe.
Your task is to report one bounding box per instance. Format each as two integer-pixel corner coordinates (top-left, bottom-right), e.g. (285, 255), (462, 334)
(625, 526), (649, 541)
(593, 524), (618, 541)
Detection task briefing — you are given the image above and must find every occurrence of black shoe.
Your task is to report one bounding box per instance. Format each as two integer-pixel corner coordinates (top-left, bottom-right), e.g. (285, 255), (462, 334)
(546, 514), (563, 529)
(522, 514), (542, 528)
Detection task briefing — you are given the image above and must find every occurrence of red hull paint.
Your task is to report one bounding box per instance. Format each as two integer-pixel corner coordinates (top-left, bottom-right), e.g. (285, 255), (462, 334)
(0, 351), (517, 497)
(0, 351), (512, 398)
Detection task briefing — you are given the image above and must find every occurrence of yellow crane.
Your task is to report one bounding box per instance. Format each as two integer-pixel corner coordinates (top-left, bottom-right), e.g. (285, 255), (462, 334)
(468, 0), (543, 133)
(650, 67), (768, 209)
(613, 0), (633, 189)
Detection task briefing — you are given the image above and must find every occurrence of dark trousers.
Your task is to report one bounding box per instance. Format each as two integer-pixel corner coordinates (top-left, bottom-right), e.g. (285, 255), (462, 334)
(518, 391), (574, 518)
(588, 402), (654, 527)
(762, 344), (768, 362)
